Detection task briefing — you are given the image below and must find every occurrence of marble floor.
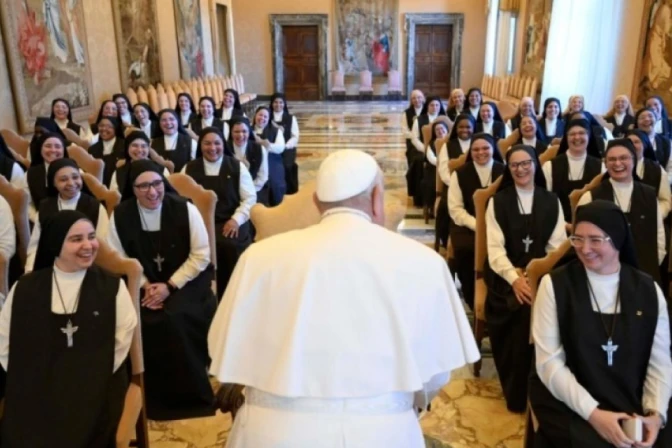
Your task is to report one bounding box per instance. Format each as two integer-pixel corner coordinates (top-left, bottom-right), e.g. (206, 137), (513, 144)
(149, 101), (525, 447)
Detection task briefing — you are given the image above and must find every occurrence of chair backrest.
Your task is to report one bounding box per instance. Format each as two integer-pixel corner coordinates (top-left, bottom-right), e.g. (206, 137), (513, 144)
(448, 153), (467, 173)
(387, 70), (401, 90)
(167, 174), (217, 272)
(61, 126), (91, 150)
(148, 148), (175, 173)
(157, 86), (170, 111)
(0, 176), (30, 265)
(497, 128), (520, 157)
(93, 240), (148, 447)
(68, 145), (104, 182)
(498, 100), (518, 123)
(539, 144), (560, 166)
(136, 86), (149, 105)
(126, 88), (139, 107)
(525, 239), (572, 342)
(332, 70), (345, 88)
(473, 176), (502, 321)
(360, 70), (373, 88)
(251, 180), (321, 241)
(147, 85), (160, 114)
(235, 74), (246, 93)
(0, 129), (30, 159)
(82, 172), (120, 217)
(569, 172), (604, 224)
(166, 85), (177, 111)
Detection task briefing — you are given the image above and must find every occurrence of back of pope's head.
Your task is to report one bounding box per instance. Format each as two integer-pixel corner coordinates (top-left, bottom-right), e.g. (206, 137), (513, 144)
(314, 149), (385, 225)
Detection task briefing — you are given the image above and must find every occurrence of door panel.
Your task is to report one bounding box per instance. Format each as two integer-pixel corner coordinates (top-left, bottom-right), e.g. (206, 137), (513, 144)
(282, 25), (320, 101)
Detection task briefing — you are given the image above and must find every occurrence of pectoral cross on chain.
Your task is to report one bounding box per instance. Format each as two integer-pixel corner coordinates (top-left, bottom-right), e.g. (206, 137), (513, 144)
(522, 235), (533, 253)
(601, 338), (618, 367)
(61, 320), (78, 348)
(153, 254), (165, 272)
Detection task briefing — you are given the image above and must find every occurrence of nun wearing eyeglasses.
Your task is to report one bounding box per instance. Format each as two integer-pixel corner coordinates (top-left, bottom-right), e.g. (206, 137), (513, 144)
(0, 210), (137, 447)
(530, 200), (672, 448)
(485, 144), (567, 413)
(578, 139), (666, 287)
(106, 160), (217, 420)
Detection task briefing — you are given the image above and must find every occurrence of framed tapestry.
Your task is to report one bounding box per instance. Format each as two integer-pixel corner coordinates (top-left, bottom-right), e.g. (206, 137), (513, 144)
(112, 0), (163, 90)
(0, 0), (94, 134)
(633, 0), (672, 107)
(173, 0), (206, 79)
(335, 0), (399, 76)
(521, 0), (554, 85)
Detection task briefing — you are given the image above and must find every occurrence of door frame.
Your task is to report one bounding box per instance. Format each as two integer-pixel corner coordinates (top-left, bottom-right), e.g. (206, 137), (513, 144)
(269, 14), (328, 100)
(405, 13), (464, 96)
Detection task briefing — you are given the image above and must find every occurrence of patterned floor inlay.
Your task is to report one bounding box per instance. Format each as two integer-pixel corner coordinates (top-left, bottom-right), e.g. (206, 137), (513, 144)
(148, 101), (524, 447)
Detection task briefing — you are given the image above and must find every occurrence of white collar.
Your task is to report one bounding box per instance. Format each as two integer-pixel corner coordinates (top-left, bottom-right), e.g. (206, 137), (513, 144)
(522, 137), (536, 146)
(58, 191), (81, 208)
(55, 118), (68, 128)
(321, 207), (372, 223)
(53, 264), (87, 280)
(414, 107), (423, 115)
(545, 117), (557, 124)
(203, 156), (223, 168)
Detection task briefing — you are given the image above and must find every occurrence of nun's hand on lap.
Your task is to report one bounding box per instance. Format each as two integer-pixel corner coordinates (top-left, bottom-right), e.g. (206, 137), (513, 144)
(222, 219), (239, 238)
(141, 283), (169, 309)
(588, 409), (635, 448)
(512, 277), (533, 305)
(634, 414), (662, 447)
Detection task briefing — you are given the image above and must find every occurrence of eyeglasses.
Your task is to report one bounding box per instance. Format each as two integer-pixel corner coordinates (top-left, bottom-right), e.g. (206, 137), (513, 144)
(133, 179), (164, 192)
(569, 235), (612, 249)
(605, 155), (633, 164)
(509, 160), (533, 170)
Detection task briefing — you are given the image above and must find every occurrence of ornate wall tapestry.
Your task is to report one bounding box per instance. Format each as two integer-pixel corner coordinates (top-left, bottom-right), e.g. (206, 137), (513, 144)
(335, 0), (399, 76)
(521, 0), (554, 84)
(0, 0), (94, 133)
(634, 0), (672, 106)
(173, 0), (206, 79)
(112, 0), (162, 90)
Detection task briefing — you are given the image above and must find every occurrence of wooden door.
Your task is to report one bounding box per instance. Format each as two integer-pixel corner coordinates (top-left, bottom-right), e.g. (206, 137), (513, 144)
(282, 26), (319, 101)
(414, 25), (453, 98)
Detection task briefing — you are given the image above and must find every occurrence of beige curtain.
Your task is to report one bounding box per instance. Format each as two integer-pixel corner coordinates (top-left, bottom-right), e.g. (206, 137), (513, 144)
(500, 0), (520, 12)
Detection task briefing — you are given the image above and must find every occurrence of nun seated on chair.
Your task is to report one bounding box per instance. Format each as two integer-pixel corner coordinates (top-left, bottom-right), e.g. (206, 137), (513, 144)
(530, 200), (672, 448)
(107, 160), (217, 420)
(182, 127), (256, 299)
(0, 210), (137, 447)
(24, 158), (109, 273)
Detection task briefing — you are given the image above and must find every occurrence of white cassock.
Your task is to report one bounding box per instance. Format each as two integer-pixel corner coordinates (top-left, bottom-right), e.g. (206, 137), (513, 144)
(208, 207), (480, 448)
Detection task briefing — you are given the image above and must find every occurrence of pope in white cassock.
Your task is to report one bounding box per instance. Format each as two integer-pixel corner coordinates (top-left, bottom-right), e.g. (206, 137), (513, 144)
(208, 149), (480, 447)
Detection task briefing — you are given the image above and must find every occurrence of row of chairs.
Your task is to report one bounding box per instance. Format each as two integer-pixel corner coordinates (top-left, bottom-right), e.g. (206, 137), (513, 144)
(481, 74), (538, 108)
(124, 74), (257, 116)
(330, 69), (403, 98)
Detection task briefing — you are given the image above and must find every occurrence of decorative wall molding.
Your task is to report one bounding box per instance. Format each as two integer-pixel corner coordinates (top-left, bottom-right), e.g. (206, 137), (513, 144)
(405, 13), (464, 95)
(269, 14), (329, 100)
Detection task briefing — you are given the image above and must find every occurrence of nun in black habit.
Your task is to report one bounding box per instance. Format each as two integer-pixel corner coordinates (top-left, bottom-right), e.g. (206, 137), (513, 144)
(529, 200), (672, 448)
(484, 144), (567, 413)
(0, 133), (25, 186)
(88, 116), (126, 187)
(0, 210), (136, 447)
(543, 118), (604, 222)
(474, 101), (507, 140)
(635, 107), (672, 180)
(270, 93), (300, 195)
(50, 97), (84, 137)
(447, 133), (504, 311)
(537, 97), (565, 146)
(107, 160), (217, 420)
(152, 108), (197, 174)
(217, 88), (246, 122)
(184, 127), (255, 298)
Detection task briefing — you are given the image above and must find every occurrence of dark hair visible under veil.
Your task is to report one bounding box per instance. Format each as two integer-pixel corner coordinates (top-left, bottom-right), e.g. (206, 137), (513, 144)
(30, 132), (69, 166)
(131, 102), (159, 127)
(481, 101), (504, 122)
(94, 100), (119, 124)
(225, 117), (253, 154)
(518, 113), (545, 141)
(647, 95), (671, 121)
(123, 130), (151, 162)
(96, 115), (124, 139)
(223, 89), (243, 110)
(626, 129), (657, 162)
(466, 133), (504, 164)
(50, 98), (74, 123)
(196, 126), (226, 159)
(253, 106), (272, 129)
(430, 121), (450, 146)
(155, 108), (189, 137)
(198, 96), (218, 118)
(557, 119), (602, 159)
(497, 144), (546, 192)
(120, 159), (178, 202)
(269, 93), (289, 114)
(601, 138), (640, 182)
(448, 114), (475, 141)
(45, 158), (93, 197)
(33, 210), (92, 271)
(466, 88), (483, 106)
(541, 97), (562, 121)
(420, 96), (447, 116)
(634, 107), (657, 131)
(112, 93), (132, 111)
(174, 92), (198, 116)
